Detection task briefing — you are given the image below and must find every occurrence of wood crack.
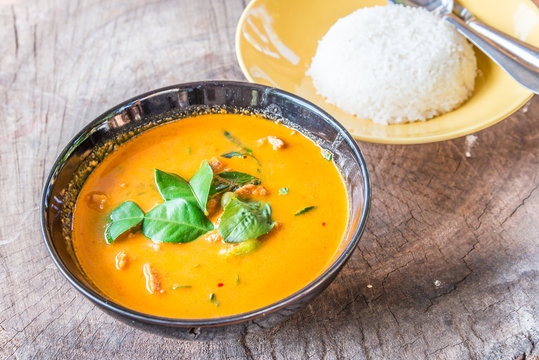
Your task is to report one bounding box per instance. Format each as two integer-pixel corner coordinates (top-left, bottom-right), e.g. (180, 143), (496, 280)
(526, 332), (536, 356)
(501, 184), (538, 227)
(11, 6), (19, 57)
(239, 328), (254, 360)
(335, 292), (368, 317)
(425, 268), (472, 313)
(428, 341), (464, 356)
(381, 258), (415, 289)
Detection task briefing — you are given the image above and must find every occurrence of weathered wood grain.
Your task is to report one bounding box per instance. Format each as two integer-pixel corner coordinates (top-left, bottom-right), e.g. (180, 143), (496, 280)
(0, 0), (537, 359)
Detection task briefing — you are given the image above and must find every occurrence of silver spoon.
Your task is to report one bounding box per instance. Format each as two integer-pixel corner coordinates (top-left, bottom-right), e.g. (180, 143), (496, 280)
(389, 0), (539, 94)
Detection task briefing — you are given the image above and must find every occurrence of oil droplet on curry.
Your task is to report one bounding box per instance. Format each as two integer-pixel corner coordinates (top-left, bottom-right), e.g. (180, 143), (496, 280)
(72, 114), (349, 318)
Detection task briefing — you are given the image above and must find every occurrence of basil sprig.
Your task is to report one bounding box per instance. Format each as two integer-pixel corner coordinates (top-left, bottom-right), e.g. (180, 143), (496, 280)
(218, 193), (274, 244)
(105, 201), (144, 243)
(104, 161), (274, 247)
(105, 161), (215, 244)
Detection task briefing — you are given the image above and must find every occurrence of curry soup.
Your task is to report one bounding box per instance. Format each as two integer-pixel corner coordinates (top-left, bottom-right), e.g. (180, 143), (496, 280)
(72, 113), (349, 318)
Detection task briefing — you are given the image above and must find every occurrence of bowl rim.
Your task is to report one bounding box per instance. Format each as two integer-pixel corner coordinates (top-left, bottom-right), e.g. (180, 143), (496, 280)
(40, 80), (371, 327)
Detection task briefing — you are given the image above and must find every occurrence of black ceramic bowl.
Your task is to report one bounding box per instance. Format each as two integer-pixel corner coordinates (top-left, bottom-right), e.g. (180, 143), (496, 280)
(41, 81), (370, 340)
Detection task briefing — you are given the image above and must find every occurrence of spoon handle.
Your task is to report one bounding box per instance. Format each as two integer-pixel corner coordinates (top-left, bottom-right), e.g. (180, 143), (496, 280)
(453, 3), (539, 68)
(467, 20), (539, 68)
(444, 13), (539, 94)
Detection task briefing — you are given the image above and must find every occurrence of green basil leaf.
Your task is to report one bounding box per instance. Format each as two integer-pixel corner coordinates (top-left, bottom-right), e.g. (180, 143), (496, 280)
(189, 160), (213, 214)
(209, 292), (220, 306)
(278, 187), (289, 195)
(321, 149), (333, 161)
(212, 181), (232, 197)
(220, 151), (245, 159)
(218, 195), (274, 244)
(249, 154), (261, 166)
(224, 131), (252, 154)
(221, 151), (261, 165)
(142, 198), (214, 243)
(105, 201), (144, 244)
(172, 284), (192, 289)
(209, 171), (259, 196)
(154, 169), (195, 202)
(154, 161), (213, 214)
(217, 171), (256, 182)
(220, 239), (260, 257)
(220, 192), (235, 208)
(295, 206), (317, 216)
(222, 131), (261, 165)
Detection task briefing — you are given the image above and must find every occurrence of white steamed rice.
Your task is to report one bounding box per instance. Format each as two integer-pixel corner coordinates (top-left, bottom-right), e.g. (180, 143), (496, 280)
(307, 5), (477, 125)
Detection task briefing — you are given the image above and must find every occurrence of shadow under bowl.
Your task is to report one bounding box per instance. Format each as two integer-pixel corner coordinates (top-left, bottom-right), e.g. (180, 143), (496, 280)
(40, 81), (371, 340)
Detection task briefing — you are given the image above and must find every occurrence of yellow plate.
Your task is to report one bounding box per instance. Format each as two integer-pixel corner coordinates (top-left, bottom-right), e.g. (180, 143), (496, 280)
(236, 0), (538, 144)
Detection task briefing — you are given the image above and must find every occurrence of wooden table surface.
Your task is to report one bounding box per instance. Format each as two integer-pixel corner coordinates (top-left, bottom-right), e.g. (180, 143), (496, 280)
(1, 0), (538, 359)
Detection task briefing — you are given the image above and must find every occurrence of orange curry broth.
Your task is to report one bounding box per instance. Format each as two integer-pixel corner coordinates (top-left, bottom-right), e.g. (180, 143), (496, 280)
(72, 114), (349, 318)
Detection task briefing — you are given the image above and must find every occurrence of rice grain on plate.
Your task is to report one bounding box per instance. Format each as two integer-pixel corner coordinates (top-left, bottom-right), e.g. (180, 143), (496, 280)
(307, 5), (477, 125)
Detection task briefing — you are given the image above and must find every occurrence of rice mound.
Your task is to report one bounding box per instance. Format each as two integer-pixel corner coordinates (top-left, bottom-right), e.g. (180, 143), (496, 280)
(307, 5), (477, 125)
